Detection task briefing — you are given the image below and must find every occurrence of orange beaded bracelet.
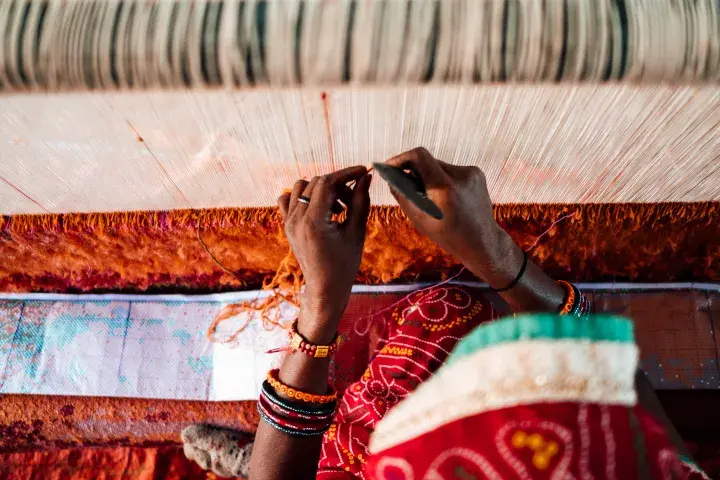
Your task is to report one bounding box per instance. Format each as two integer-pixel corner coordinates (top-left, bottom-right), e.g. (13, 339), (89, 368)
(557, 280), (575, 315)
(266, 369), (338, 404)
(288, 320), (342, 358)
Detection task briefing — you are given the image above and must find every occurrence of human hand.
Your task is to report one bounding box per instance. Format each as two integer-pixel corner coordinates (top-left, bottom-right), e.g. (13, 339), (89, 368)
(278, 166), (372, 342)
(385, 147), (502, 267)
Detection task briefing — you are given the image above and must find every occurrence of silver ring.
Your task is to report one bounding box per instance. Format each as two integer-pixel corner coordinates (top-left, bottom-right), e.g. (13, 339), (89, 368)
(298, 195), (311, 205)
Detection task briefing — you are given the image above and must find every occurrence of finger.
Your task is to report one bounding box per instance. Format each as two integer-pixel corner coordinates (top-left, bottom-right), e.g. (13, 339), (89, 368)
(385, 147), (449, 187)
(324, 165), (368, 186)
(296, 176), (320, 215)
(308, 166), (368, 220)
(332, 184), (354, 214)
(347, 173), (372, 233)
(277, 192), (291, 220)
(288, 179), (309, 215)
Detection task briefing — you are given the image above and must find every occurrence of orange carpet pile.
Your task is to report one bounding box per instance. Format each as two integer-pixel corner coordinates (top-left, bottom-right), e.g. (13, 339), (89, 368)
(1, 203), (718, 294)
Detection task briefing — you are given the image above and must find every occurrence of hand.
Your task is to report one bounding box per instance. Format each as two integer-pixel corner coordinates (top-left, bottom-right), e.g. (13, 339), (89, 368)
(278, 166), (372, 341)
(385, 147), (502, 267)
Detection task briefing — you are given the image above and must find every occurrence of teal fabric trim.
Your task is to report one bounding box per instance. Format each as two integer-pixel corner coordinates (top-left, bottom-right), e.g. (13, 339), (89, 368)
(679, 454), (699, 468)
(448, 314), (635, 366)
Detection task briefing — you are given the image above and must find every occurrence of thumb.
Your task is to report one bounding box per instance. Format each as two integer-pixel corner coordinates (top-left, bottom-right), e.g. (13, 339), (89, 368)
(347, 173), (372, 234)
(385, 147), (449, 188)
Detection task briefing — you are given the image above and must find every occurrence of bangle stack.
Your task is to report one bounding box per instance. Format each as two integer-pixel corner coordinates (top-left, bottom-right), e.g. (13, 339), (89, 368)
(258, 370), (337, 437)
(557, 280), (591, 317)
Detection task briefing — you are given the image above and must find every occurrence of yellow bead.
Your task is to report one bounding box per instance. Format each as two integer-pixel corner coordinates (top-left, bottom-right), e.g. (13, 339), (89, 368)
(511, 431), (527, 448)
(533, 454), (551, 470)
(528, 433), (544, 450)
(545, 441), (559, 455)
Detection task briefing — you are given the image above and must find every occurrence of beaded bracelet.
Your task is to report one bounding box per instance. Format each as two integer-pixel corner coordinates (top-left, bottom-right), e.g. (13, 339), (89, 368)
(266, 369), (338, 404)
(557, 280), (576, 315)
(257, 402), (330, 437)
(579, 295), (592, 316)
(258, 396), (333, 430)
(570, 283), (583, 316)
(288, 320), (342, 358)
(571, 283), (592, 317)
(262, 380), (337, 417)
(558, 281), (591, 318)
(261, 387), (336, 421)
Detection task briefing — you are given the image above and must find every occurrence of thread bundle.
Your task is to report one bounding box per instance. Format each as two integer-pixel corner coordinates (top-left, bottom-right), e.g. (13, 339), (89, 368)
(1, 0), (719, 91)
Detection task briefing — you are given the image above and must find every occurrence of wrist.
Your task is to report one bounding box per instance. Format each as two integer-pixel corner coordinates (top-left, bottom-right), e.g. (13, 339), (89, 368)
(297, 293), (347, 345)
(461, 224), (523, 284)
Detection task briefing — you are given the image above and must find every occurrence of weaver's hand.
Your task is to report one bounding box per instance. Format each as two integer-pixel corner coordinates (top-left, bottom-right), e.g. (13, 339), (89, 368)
(385, 147), (500, 266)
(278, 166), (372, 342)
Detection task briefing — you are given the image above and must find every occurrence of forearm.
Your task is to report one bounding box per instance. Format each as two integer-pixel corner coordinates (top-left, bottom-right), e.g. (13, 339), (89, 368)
(248, 306), (339, 480)
(461, 224), (566, 312)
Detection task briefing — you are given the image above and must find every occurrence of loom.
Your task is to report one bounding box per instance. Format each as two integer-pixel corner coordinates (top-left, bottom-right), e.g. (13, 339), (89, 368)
(0, 0), (719, 477)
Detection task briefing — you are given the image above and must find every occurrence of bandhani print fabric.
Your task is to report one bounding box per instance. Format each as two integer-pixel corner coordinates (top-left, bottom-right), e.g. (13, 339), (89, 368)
(317, 285), (710, 479)
(318, 286), (489, 478)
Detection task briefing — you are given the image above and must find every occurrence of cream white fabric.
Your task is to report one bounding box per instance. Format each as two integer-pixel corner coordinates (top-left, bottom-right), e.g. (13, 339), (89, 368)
(369, 339), (639, 454)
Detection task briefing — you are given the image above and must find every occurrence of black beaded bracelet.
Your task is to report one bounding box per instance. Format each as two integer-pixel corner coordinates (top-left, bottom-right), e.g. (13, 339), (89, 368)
(570, 283), (583, 316)
(490, 250), (528, 293)
(262, 380), (337, 416)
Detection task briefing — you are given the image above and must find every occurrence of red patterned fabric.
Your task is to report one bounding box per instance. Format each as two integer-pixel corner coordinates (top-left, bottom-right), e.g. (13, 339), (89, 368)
(365, 403), (702, 480)
(318, 286), (708, 480)
(318, 286), (493, 478)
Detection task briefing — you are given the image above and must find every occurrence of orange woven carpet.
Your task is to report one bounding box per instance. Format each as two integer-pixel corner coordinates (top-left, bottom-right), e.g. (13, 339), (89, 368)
(0, 395), (258, 453)
(0, 446), (218, 480)
(1, 203), (718, 293)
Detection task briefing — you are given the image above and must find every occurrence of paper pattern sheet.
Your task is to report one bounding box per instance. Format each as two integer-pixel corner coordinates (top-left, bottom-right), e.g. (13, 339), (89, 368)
(0, 292), (295, 401)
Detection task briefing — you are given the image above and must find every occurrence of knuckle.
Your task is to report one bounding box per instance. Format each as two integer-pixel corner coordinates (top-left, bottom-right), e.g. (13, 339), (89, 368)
(412, 147), (430, 157)
(467, 165), (484, 178)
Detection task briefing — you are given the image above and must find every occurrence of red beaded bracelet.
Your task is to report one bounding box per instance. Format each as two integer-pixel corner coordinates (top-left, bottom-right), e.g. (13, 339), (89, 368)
(288, 320), (342, 358)
(557, 280), (576, 315)
(258, 397), (332, 434)
(258, 395), (335, 428)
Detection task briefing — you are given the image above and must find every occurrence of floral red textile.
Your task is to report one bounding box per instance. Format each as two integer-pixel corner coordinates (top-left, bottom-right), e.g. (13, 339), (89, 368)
(318, 286), (491, 478)
(318, 286), (709, 480)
